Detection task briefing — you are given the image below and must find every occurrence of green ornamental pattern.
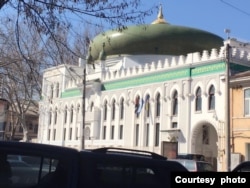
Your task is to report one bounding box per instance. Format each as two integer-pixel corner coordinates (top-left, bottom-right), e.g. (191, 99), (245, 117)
(61, 88), (81, 98)
(60, 61), (250, 97)
(102, 61), (226, 91)
(191, 62), (225, 76)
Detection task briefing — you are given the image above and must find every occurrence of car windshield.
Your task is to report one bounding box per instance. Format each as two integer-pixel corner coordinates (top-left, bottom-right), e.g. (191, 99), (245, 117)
(183, 160), (196, 171)
(197, 162), (214, 171)
(177, 154), (205, 161)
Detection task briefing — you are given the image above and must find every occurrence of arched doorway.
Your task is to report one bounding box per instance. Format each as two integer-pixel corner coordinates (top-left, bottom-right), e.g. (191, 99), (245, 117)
(191, 122), (218, 170)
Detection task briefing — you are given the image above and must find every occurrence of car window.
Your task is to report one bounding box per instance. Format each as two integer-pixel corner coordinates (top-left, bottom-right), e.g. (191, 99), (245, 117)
(197, 162), (214, 171)
(177, 154), (205, 161)
(80, 148), (188, 188)
(8, 155), (52, 167)
(80, 152), (177, 188)
(0, 153), (70, 188)
(8, 154), (57, 187)
(7, 155), (22, 161)
(175, 160), (185, 166)
(0, 141), (80, 188)
(183, 160), (196, 171)
(93, 163), (165, 188)
(234, 167), (250, 172)
(8, 160), (31, 167)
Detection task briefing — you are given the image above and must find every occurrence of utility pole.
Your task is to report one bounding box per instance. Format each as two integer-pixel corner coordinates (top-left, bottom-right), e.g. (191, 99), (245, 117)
(80, 58), (86, 150)
(225, 41), (231, 172)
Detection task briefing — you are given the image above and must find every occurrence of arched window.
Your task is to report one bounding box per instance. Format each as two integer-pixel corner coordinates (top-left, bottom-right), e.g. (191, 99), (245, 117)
(76, 104), (80, 123)
(208, 85), (215, 110)
(135, 96), (140, 117)
(111, 99), (116, 120)
(145, 94), (150, 117)
(70, 105), (74, 123)
(90, 102), (94, 112)
(50, 85), (54, 98)
(64, 106), (68, 124)
(85, 127), (90, 140)
(54, 108), (58, 125)
(56, 82), (60, 98)
(195, 87), (202, 111)
(172, 90), (178, 116)
(48, 109), (52, 125)
(156, 93), (161, 117)
(155, 123), (160, 146)
(103, 100), (108, 121)
(120, 98), (124, 120)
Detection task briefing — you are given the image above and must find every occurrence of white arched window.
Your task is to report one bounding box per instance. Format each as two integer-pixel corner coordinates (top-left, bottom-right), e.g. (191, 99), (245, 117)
(208, 85), (215, 110)
(172, 90), (178, 116)
(103, 100), (108, 121)
(195, 87), (202, 111)
(120, 98), (124, 120)
(155, 93), (161, 117)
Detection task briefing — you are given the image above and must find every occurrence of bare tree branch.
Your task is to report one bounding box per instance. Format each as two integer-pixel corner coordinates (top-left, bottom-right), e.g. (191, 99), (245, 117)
(1, 0), (156, 61)
(0, 0), (9, 10)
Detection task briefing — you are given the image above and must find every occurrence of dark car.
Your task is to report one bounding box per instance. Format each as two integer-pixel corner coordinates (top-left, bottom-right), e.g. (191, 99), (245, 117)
(0, 141), (79, 188)
(0, 141), (188, 188)
(232, 161), (250, 172)
(80, 147), (188, 188)
(177, 153), (205, 161)
(168, 159), (215, 172)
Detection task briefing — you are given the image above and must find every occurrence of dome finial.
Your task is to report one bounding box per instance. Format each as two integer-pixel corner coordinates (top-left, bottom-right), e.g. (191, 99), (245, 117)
(151, 4), (168, 24)
(158, 4), (164, 19)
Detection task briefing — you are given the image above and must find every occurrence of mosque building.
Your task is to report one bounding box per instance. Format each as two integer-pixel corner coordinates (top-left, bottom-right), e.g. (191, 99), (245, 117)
(38, 6), (250, 171)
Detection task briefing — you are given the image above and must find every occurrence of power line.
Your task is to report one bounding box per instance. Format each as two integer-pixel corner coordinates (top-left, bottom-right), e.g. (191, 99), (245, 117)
(220, 0), (250, 16)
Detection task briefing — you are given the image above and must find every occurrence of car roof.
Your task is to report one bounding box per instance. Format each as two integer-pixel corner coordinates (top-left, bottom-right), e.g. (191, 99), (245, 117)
(0, 141), (79, 158)
(169, 159), (211, 164)
(232, 161), (250, 172)
(80, 148), (188, 172)
(87, 147), (167, 160)
(0, 141), (188, 171)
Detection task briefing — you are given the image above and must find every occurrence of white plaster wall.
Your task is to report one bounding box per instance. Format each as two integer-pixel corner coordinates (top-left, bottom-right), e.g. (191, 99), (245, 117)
(38, 39), (250, 168)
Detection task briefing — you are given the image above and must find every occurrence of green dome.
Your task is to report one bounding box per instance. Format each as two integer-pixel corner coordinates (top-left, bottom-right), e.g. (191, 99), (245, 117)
(88, 7), (223, 62)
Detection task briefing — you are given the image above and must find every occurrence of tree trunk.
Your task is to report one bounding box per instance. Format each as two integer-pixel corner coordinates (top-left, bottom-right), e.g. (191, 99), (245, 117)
(22, 124), (28, 142)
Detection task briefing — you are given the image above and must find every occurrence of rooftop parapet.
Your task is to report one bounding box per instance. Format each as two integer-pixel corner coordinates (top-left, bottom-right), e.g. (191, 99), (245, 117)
(102, 44), (250, 82)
